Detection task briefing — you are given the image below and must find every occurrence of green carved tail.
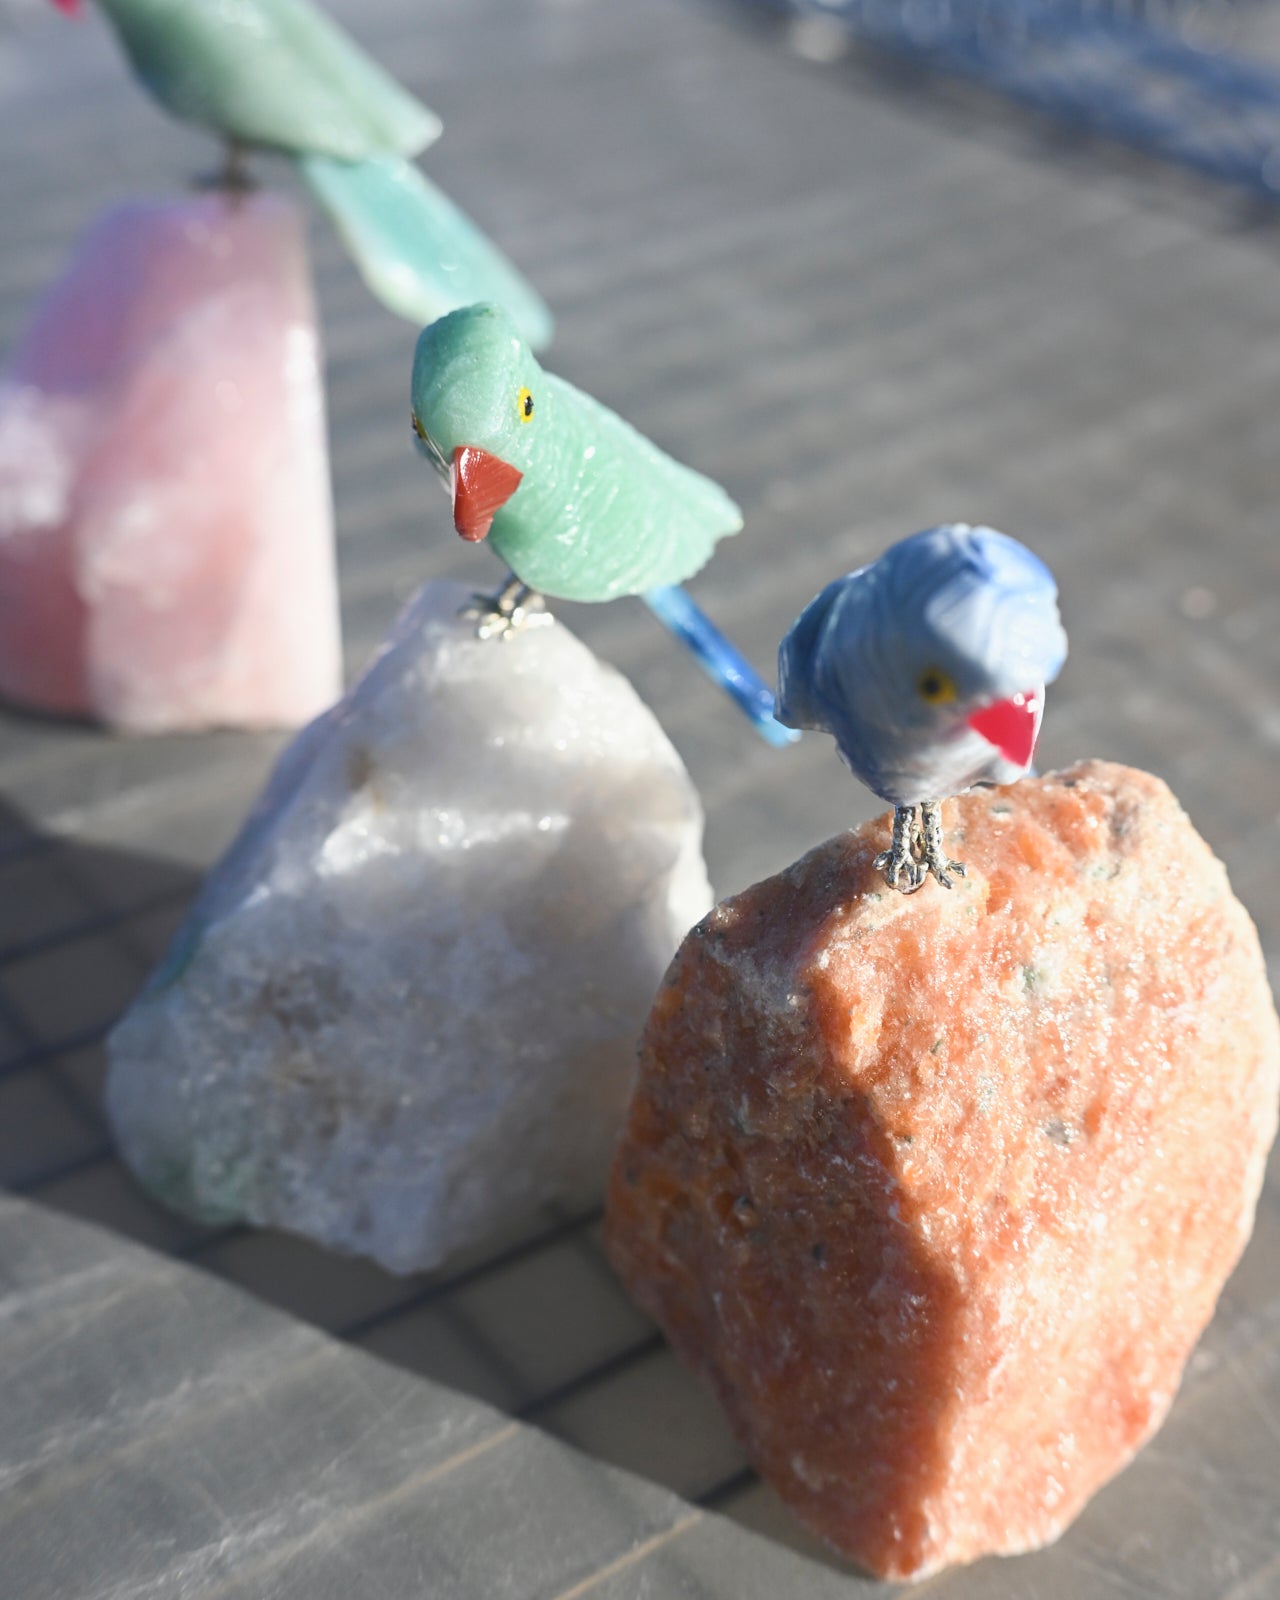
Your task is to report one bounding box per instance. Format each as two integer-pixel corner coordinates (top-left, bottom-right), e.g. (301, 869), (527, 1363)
(299, 152), (553, 348)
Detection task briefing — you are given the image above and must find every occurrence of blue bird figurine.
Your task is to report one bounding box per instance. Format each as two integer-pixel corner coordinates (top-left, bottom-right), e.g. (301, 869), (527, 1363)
(777, 524), (1068, 892)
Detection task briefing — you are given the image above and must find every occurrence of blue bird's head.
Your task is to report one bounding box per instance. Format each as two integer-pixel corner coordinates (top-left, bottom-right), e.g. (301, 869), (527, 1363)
(778, 524), (1068, 805)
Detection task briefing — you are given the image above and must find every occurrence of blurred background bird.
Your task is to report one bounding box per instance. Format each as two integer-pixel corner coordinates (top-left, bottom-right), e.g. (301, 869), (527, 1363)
(410, 301), (795, 746)
(47, 0), (552, 347)
(778, 524), (1068, 890)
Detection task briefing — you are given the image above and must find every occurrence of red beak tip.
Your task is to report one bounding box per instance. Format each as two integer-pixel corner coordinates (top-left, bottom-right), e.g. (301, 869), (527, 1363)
(450, 445), (522, 544)
(967, 691), (1040, 768)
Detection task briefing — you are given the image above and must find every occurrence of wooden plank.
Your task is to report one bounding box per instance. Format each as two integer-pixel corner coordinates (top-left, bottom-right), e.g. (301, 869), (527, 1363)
(1, 0), (1278, 1591)
(0, 1194), (713, 1600)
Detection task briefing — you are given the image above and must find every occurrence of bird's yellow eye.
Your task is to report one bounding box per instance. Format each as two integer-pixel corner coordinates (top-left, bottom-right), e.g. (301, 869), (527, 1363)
(917, 667), (957, 705)
(517, 386), (535, 423)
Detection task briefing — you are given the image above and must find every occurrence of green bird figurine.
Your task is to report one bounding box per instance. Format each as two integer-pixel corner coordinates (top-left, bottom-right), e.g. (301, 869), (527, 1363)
(48, 0), (552, 347)
(411, 302), (742, 609)
(411, 302), (796, 747)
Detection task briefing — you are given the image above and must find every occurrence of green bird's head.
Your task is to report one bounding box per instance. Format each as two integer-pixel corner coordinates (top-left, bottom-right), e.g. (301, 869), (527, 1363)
(410, 303), (544, 544)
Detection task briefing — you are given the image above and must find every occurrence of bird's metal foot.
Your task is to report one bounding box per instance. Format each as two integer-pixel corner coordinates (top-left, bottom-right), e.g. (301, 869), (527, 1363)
(874, 806), (926, 893)
(914, 800), (967, 890)
(462, 575), (554, 641)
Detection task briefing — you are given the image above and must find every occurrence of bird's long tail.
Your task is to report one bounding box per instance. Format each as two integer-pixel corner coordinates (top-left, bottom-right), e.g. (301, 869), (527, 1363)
(298, 152), (553, 349)
(643, 585), (800, 749)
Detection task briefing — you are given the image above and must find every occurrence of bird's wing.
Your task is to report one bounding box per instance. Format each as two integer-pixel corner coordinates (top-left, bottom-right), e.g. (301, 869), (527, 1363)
(776, 570), (874, 733)
(494, 374), (741, 602)
(104, 0), (439, 160)
(777, 585), (836, 732)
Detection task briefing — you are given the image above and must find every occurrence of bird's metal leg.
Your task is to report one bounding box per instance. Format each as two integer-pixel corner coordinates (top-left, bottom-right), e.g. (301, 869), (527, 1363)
(195, 138), (255, 194)
(220, 138), (254, 192)
(915, 800), (967, 890)
(461, 572), (554, 641)
(874, 805), (926, 893)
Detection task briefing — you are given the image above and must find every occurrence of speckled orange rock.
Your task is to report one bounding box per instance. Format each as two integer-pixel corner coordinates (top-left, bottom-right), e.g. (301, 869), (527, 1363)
(605, 760), (1280, 1580)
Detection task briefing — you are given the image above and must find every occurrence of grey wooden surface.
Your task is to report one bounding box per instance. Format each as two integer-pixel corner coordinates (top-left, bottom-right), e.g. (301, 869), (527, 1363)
(0, 1190), (882, 1600)
(1, 0), (1279, 1593)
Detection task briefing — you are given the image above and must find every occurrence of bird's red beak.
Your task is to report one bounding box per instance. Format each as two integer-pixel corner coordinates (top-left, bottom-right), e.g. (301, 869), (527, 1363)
(48, 0), (82, 15)
(450, 446), (523, 543)
(967, 690), (1040, 767)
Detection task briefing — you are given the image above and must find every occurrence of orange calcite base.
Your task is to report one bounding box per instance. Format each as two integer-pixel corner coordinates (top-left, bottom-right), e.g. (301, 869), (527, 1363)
(605, 761), (1280, 1580)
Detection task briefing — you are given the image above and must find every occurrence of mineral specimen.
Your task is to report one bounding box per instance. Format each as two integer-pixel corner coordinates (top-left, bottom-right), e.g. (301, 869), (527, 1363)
(0, 194), (341, 731)
(605, 761), (1280, 1580)
(107, 582), (712, 1274)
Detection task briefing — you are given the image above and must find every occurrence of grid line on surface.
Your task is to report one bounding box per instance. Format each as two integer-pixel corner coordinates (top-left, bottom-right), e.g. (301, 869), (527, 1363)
(0, 816), (737, 1503)
(2, 0), (1280, 1589)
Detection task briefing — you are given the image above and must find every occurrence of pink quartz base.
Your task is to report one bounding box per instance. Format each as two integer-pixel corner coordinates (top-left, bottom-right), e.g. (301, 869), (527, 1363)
(0, 194), (342, 732)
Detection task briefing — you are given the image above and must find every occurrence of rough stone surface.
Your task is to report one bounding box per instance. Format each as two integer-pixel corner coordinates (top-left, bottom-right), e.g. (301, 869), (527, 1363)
(605, 761), (1280, 1581)
(107, 581), (712, 1274)
(0, 194), (341, 731)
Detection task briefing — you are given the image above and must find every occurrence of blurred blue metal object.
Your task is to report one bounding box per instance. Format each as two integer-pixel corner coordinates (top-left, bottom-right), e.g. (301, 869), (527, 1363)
(760, 0), (1280, 196)
(643, 585), (801, 747)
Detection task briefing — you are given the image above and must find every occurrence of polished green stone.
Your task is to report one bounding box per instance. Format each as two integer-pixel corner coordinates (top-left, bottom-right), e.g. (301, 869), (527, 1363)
(411, 304), (742, 602)
(97, 0), (440, 159)
(302, 155), (552, 348)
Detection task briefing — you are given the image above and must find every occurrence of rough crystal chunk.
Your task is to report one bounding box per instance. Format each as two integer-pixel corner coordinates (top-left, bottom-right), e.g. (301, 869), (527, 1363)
(107, 582), (712, 1273)
(605, 761), (1280, 1579)
(0, 194), (341, 730)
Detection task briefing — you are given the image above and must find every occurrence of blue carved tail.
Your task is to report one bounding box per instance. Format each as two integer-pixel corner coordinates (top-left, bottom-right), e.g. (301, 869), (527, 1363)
(643, 585), (800, 748)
